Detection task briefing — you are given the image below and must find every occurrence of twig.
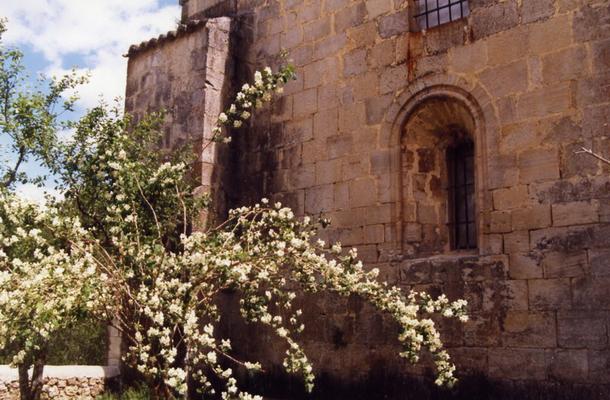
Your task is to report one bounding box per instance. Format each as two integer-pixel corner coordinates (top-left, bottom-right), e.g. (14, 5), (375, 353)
(575, 147), (610, 166)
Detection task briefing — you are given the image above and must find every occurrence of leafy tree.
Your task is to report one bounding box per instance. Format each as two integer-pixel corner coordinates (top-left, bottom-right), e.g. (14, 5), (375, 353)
(0, 18), (87, 189)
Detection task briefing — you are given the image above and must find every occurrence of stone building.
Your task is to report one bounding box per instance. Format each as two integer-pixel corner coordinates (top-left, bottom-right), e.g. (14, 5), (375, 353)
(124, 0), (610, 396)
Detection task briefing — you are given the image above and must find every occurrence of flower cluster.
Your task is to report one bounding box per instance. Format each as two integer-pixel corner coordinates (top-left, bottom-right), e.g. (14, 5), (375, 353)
(0, 191), (110, 369)
(109, 199), (468, 399)
(211, 64), (296, 143)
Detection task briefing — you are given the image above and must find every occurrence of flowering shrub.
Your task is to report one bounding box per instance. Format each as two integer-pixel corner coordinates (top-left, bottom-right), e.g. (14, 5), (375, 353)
(212, 62), (295, 143)
(107, 200), (468, 398)
(0, 191), (110, 399)
(54, 65), (468, 398)
(0, 19), (470, 398)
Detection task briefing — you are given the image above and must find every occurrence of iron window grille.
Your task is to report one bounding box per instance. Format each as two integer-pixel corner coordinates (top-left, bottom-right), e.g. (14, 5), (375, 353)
(414, 0), (470, 30)
(447, 140), (477, 250)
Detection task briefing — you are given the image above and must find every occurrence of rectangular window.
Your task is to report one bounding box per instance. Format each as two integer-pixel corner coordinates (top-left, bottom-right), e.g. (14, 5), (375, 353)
(414, 0), (470, 30)
(447, 140), (476, 250)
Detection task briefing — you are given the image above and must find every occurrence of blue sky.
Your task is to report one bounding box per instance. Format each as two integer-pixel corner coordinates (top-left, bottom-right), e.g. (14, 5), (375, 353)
(2, 0), (181, 201)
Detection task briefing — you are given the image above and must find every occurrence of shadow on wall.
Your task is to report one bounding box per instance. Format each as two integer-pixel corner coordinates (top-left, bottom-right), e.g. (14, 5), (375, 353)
(238, 366), (610, 400)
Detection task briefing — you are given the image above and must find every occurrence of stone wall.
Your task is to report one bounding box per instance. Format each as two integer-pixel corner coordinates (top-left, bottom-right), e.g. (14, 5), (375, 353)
(125, 16), (234, 225)
(134, 0), (610, 391)
(0, 366), (119, 400)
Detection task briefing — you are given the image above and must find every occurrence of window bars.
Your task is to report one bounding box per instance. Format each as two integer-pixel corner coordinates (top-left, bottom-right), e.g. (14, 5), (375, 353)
(447, 140), (477, 250)
(414, 0), (470, 30)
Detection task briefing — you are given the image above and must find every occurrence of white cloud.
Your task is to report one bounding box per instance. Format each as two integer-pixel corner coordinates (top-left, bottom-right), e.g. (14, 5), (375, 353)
(3, 0), (181, 109)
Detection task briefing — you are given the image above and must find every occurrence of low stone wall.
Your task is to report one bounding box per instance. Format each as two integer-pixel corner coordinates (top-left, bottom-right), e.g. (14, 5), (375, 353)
(0, 366), (119, 399)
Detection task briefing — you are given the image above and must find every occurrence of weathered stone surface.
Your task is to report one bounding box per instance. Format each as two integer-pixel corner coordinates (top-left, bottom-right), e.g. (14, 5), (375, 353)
(471, 1), (519, 40)
(557, 311), (608, 350)
(502, 311), (557, 348)
(528, 278), (571, 310)
(488, 348), (547, 380)
(378, 10), (409, 38)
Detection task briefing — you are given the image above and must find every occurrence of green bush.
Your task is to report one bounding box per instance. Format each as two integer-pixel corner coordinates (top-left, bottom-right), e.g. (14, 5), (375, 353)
(96, 385), (152, 400)
(0, 320), (107, 365)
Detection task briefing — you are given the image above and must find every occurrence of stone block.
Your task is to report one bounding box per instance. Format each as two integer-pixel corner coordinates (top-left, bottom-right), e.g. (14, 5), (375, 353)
(528, 278), (571, 310)
(364, 224), (385, 244)
(557, 311), (607, 349)
(324, 0), (349, 12)
(492, 185), (530, 210)
(315, 158), (341, 185)
(502, 279), (528, 311)
(547, 349), (589, 382)
(511, 204), (552, 231)
(583, 104), (610, 140)
(486, 26), (528, 67)
(365, 0), (392, 19)
(351, 71), (379, 101)
(314, 33), (347, 60)
(349, 177), (377, 208)
(281, 26), (303, 49)
(338, 226), (364, 245)
(300, 139), (329, 164)
(509, 253), (542, 279)
(521, 0), (555, 24)
(378, 10), (409, 38)
(334, 181), (349, 210)
(516, 82), (572, 120)
(499, 121), (543, 155)
(297, 1), (321, 24)
(368, 39), (396, 69)
(293, 88), (318, 117)
(304, 57), (339, 89)
(471, 0), (519, 40)
(479, 60), (529, 98)
(576, 72), (610, 107)
(463, 313), (503, 347)
(573, 276), (610, 310)
(488, 154), (519, 189)
(588, 350), (610, 383)
(542, 251), (588, 278)
(338, 101), (366, 133)
(404, 222), (422, 242)
(343, 48), (368, 77)
(379, 64), (406, 94)
(552, 200), (599, 227)
(518, 148), (560, 184)
(504, 230), (530, 253)
(592, 37), (610, 74)
(334, 2), (367, 32)
(529, 14), (572, 54)
(327, 135), (353, 159)
(542, 46), (588, 84)
(488, 348), (547, 380)
(347, 23), (377, 50)
(502, 311), (557, 348)
(489, 211), (511, 233)
(590, 249), (610, 277)
(314, 107), (338, 138)
(365, 94), (393, 125)
(573, 3), (610, 42)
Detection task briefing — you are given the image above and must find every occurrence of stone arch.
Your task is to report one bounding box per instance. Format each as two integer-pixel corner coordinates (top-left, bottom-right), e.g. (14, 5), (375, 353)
(380, 75), (498, 256)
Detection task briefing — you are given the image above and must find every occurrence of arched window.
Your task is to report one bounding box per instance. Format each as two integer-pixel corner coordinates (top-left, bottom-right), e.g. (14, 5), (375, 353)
(447, 139), (477, 250)
(400, 97), (478, 256)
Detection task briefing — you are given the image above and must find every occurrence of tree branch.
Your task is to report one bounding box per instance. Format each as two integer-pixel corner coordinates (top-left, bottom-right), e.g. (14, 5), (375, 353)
(575, 147), (610, 166)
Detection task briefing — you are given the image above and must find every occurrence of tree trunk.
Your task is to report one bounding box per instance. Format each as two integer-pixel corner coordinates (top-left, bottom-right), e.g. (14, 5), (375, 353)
(17, 357), (45, 400)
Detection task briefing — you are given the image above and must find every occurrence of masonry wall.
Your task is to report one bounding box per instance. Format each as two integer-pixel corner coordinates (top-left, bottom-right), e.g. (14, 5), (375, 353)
(126, 0), (610, 391)
(125, 17), (234, 225)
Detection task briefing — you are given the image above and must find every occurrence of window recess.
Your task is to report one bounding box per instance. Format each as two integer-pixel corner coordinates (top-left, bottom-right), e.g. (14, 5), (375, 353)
(414, 0), (470, 30)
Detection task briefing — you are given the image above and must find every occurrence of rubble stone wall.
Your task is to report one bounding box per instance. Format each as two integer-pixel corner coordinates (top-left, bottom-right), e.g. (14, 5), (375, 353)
(0, 366), (119, 400)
